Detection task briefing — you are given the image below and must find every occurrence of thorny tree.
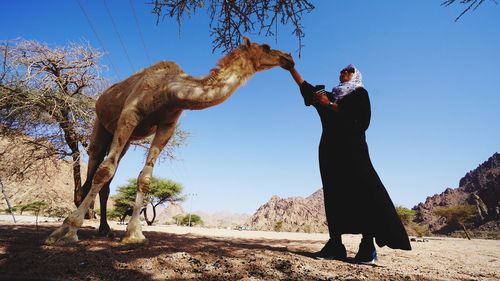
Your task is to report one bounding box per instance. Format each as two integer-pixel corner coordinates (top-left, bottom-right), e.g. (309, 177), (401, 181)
(442, 0), (497, 20)
(151, 0), (314, 55)
(112, 177), (184, 226)
(0, 39), (106, 208)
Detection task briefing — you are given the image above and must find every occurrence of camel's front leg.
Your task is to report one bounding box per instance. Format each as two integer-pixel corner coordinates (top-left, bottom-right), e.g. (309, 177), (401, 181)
(45, 114), (139, 245)
(122, 122), (178, 244)
(45, 156), (120, 245)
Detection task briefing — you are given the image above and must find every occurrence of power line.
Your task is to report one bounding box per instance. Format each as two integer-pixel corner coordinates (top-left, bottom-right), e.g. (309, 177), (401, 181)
(129, 0), (152, 65)
(75, 0), (121, 80)
(103, 0), (136, 73)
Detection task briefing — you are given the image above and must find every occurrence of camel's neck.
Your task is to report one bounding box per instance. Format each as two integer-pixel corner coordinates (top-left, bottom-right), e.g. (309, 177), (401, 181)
(177, 54), (256, 110)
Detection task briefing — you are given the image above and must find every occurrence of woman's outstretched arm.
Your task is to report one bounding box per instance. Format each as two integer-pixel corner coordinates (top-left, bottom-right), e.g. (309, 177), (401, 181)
(290, 67), (304, 86)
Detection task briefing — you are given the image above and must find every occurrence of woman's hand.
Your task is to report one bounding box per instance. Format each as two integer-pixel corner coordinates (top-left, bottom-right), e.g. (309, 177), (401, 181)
(313, 93), (338, 111)
(313, 92), (330, 106)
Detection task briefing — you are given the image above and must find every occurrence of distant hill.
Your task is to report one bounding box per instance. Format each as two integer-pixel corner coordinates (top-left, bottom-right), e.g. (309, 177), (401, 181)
(0, 135), (116, 217)
(0, 135), (81, 216)
(151, 205), (250, 228)
(413, 153), (500, 234)
(248, 190), (327, 233)
(155, 203), (185, 224)
(196, 210), (251, 229)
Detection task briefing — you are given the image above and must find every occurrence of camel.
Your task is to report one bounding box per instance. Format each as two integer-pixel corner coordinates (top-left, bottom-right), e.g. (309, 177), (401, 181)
(45, 37), (293, 244)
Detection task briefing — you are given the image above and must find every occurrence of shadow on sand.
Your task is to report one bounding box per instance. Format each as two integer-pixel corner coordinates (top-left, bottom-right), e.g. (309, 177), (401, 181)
(0, 224), (291, 280)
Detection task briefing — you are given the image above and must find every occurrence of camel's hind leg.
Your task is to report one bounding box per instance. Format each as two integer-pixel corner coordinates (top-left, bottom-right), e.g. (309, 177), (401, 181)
(122, 121), (178, 244)
(79, 118), (112, 217)
(80, 119), (130, 237)
(45, 112), (139, 245)
(98, 141), (130, 237)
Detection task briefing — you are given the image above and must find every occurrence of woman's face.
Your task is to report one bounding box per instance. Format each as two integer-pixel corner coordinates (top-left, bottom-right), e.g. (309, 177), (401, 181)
(339, 70), (354, 82)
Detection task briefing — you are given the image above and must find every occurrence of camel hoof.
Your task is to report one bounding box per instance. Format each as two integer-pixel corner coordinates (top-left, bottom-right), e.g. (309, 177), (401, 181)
(121, 236), (148, 244)
(45, 225), (79, 245)
(121, 234), (148, 245)
(98, 225), (114, 238)
(98, 229), (114, 238)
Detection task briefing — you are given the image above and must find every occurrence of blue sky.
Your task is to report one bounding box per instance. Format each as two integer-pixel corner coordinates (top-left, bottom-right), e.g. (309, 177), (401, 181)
(2, 1), (499, 214)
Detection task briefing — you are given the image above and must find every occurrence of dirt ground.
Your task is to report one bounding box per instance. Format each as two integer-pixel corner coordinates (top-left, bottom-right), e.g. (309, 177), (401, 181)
(0, 220), (498, 281)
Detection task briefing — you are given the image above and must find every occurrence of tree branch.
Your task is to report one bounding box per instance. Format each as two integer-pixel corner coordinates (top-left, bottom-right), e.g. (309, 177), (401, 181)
(442, 0), (497, 21)
(151, 0), (314, 56)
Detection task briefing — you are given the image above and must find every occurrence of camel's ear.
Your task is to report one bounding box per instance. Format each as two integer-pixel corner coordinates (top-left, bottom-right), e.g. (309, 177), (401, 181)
(243, 37), (251, 48)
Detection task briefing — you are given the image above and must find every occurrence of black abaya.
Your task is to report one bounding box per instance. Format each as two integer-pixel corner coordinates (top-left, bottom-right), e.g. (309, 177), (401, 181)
(300, 81), (411, 251)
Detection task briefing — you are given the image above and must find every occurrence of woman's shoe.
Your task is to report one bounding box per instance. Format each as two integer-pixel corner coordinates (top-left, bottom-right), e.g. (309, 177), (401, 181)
(314, 240), (347, 260)
(355, 236), (377, 264)
(354, 248), (377, 264)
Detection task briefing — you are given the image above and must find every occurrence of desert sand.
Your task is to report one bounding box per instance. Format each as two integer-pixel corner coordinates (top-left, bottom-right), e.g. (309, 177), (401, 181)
(0, 218), (498, 280)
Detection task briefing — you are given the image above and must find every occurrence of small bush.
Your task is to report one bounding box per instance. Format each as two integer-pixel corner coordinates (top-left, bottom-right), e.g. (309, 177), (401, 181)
(303, 224), (312, 233)
(274, 221), (284, 232)
(178, 213), (203, 226)
(395, 206), (416, 225)
(410, 222), (431, 237)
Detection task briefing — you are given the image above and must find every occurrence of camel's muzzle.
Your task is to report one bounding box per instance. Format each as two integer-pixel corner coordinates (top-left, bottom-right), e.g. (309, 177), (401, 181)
(279, 52), (294, 69)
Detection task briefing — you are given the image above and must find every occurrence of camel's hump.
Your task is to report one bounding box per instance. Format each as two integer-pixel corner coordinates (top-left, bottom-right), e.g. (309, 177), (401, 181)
(138, 61), (184, 76)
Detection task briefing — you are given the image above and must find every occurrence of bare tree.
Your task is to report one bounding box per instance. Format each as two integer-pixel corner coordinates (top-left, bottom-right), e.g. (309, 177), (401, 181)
(151, 0), (314, 55)
(0, 39), (106, 207)
(442, 0), (497, 21)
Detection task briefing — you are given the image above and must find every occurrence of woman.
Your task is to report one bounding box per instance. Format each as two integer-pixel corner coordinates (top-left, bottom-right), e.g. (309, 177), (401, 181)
(287, 64), (411, 263)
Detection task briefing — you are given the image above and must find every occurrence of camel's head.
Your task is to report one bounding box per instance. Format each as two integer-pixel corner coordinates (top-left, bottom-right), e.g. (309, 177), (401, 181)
(241, 37), (294, 72)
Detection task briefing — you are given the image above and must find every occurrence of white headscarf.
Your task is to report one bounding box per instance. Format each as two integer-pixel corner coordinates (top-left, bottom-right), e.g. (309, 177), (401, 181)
(331, 64), (363, 101)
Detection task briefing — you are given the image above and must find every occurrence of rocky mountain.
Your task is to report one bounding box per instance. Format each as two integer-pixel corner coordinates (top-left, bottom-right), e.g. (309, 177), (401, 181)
(150, 204), (250, 228)
(155, 203), (185, 224)
(0, 136), (82, 216)
(195, 210), (251, 229)
(0, 135), (119, 217)
(414, 153), (500, 233)
(248, 190), (327, 233)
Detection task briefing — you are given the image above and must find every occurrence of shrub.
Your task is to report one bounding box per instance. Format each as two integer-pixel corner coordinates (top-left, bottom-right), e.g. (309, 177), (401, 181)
(274, 221), (284, 232)
(433, 205), (477, 240)
(395, 206), (417, 225)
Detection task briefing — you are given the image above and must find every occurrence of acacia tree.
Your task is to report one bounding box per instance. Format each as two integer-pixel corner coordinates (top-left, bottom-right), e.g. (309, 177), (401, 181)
(112, 177), (185, 226)
(434, 205), (477, 240)
(16, 201), (48, 232)
(175, 213), (203, 227)
(0, 39), (105, 207)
